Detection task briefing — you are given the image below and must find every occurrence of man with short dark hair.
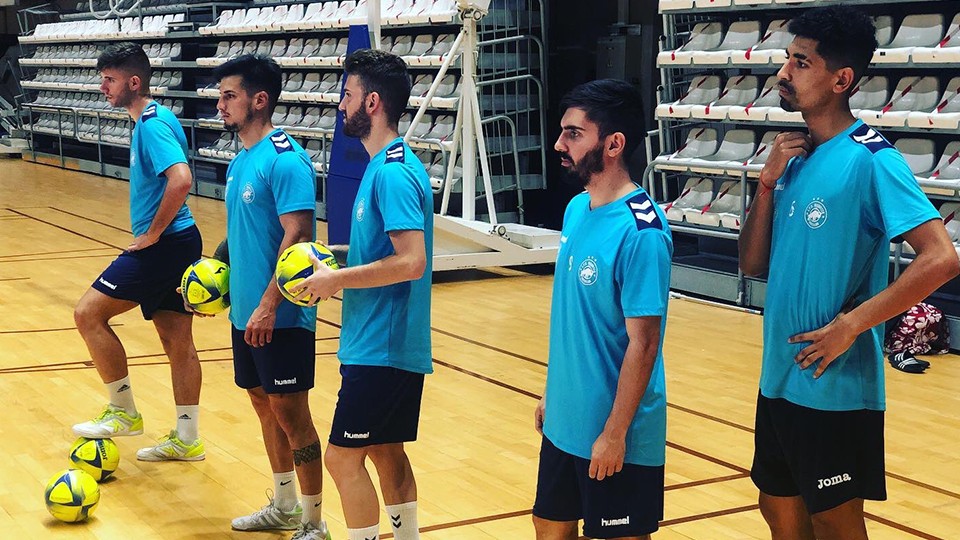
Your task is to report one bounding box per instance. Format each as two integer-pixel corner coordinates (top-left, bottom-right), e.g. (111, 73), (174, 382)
(532, 78), (671, 540)
(293, 48), (432, 540)
(72, 42), (205, 463)
(740, 6), (960, 538)
(213, 54), (330, 540)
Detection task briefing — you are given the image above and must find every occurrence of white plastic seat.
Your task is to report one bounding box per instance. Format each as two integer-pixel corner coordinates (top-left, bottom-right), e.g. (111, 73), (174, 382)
(911, 14), (960, 64)
(234, 8), (263, 34)
(402, 0), (435, 25)
(693, 0), (731, 8)
(686, 129), (757, 174)
(895, 138), (936, 177)
(271, 105), (289, 127)
(428, 0), (457, 23)
(728, 75), (779, 122)
(658, 22), (723, 66)
(343, 0), (369, 26)
(391, 35), (414, 57)
(692, 21), (761, 65)
(733, 19), (790, 65)
(848, 76), (890, 117)
(421, 34), (455, 66)
(690, 75), (759, 121)
(873, 14), (945, 64)
(269, 39), (287, 58)
(659, 0), (694, 10)
(298, 39), (322, 65)
(906, 77), (960, 130)
(402, 34), (435, 66)
(291, 2), (322, 30)
(861, 76), (938, 127)
(687, 181), (750, 229)
(857, 76), (924, 126)
(300, 107), (321, 129)
(256, 40), (272, 56)
(918, 142), (960, 197)
(874, 16), (894, 48)
(263, 6), (289, 32)
(278, 4), (305, 31)
(316, 108), (337, 131)
(656, 75), (723, 119)
(653, 128), (719, 172)
(661, 178), (713, 222)
(329, 1), (357, 28)
(383, 0), (413, 24)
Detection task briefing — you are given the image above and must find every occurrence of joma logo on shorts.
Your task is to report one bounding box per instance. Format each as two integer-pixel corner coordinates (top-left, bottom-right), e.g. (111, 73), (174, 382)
(601, 516), (630, 527)
(274, 378), (297, 386)
(344, 431), (370, 439)
(817, 473), (852, 489)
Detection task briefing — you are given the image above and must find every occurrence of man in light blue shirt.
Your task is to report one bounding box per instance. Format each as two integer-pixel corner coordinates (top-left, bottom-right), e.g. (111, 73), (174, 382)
(72, 42), (205, 463)
(740, 7), (959, 538)
(533, 79), (671, 540)
(294, 49), (431, 540)
(214, 55), (330, 540)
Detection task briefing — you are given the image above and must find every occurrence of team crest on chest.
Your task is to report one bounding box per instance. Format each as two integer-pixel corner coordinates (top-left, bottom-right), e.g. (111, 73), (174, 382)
(242, 183), (256, 204)
(578, 257), (599, 286)
(804, 198), (827, 229)
(356, 197), (366, 222)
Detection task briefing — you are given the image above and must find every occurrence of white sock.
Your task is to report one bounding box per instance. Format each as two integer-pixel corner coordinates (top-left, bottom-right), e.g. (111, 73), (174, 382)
(273, 471), (298, 512)
(175, 405), (199, 442)
(301, 492), (323, 528)
(107, 376), (136, 415)
(347, 524), (380, 540)
(385, 501), (420, 540)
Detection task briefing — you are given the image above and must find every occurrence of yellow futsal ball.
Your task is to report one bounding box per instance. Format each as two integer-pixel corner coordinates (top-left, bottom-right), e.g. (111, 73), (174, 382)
(275, 242), (339, 306)
(44, 469), (100, 523)
(69, 437), (120, 482)
(180, 258), (230, 315)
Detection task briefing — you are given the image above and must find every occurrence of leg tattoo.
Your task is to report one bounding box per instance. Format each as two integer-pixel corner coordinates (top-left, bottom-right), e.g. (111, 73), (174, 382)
(293, 441), (321, 466)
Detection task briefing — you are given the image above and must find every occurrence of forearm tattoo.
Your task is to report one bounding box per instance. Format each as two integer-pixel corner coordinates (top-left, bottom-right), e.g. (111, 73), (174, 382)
(293, 441), (321, 466)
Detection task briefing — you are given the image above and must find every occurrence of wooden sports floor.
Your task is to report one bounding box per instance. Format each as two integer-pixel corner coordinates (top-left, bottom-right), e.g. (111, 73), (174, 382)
(1, 157), (959, 539)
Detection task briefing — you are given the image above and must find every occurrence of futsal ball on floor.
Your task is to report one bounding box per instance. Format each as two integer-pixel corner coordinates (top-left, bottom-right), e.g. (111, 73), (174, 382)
(69, 437), (119, 482)
(180, 257), (230, 315)
(275, 242), (339, 306)
(44, 469), (100, 523)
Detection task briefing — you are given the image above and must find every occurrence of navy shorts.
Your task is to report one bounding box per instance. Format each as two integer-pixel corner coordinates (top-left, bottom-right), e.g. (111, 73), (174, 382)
(751, 392), (886, 514)
(91, 225), (202, 320)
(232, 327), (316, 394)
(329, 365), (424, 448)
(533, 436), (664, 538)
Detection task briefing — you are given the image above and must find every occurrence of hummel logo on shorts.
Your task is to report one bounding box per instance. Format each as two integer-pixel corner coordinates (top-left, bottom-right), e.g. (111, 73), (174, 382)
(601, 516), (630, 527)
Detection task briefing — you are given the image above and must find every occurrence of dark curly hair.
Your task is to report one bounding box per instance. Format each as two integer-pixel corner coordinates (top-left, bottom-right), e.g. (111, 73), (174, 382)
(788, 6), (878, 86)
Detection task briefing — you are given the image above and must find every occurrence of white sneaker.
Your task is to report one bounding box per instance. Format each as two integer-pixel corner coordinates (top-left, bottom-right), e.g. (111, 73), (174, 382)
(292, 522), (332, 540)
(136, 430), (205, 461)
(72, 404), (144, 438)
(231, 491), (302, 531)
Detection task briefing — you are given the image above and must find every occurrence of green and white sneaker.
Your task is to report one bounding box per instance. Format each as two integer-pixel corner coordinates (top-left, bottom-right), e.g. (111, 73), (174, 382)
(231, 491), (303, 531)
(136, 430), (205, 462)
(72, 404), (144, 438)
(291, 522), (332, 540)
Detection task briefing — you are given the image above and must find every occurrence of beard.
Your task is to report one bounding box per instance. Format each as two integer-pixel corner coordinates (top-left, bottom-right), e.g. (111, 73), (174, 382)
(778, 82), (796, 112)
(111, 87), (136, 109)
(560, 142), (605, 188)
(343, 106), (372, 139)
(223, 105), (255, 132)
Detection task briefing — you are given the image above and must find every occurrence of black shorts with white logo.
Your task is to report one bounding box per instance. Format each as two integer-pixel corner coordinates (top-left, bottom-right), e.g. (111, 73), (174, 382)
(231, 327), (315, 394)
(533, 436), (664, 539)
(328, 364), (425, 448)
(751, 391), (886, 514)
(91, 225), (202, 320)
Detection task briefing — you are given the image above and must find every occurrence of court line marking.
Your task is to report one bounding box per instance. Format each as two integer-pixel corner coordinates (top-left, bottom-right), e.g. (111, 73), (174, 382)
(0, 277), (30, 282)
(0, 253), (116, 264)
(0, 323), (123, 335)
(0, 247), (113, 259)
(864, 511), (945, 540)
(48, 206), (131, 234)
(5, 208), (124, 250)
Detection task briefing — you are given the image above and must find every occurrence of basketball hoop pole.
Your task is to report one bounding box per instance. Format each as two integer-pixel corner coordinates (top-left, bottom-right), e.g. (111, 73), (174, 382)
(404, 7), (498, 225)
